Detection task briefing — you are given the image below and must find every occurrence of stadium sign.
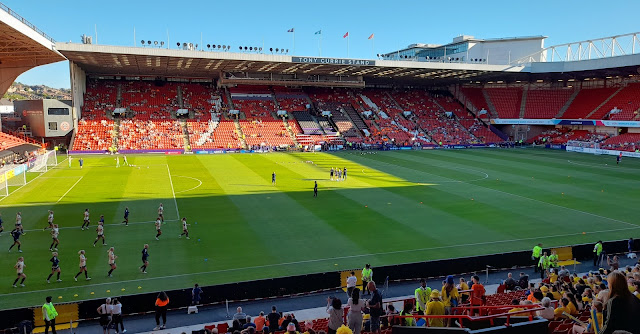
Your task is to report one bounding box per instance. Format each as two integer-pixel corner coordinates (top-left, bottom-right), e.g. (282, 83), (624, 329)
(292, 57), (375, 66)
(491, 119), (640, 128)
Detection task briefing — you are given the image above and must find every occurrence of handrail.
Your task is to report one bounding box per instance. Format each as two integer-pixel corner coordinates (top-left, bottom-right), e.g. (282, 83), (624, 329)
(0, 2), (55, 43)
(384, 306), (545, 328)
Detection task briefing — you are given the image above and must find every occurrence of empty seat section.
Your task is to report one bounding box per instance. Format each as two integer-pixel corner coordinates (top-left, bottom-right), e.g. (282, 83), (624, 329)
(562, 87), (618, 119)
(593, 83), (640, 120)
(485, 88), (522, 119)
(524, 89), (574, 119)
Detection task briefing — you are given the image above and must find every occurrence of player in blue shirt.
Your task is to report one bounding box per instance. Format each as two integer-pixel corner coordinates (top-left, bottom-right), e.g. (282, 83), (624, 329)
(140, 244), (149, 273)
(46, 252), (62, 283)
(79, 158), (83, 169)
(8, 228), (22, 252)
(122, 207), (129, 226)
(272, 172), (276, 185)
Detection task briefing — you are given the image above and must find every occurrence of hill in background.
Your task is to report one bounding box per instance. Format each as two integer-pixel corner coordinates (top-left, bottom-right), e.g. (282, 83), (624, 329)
(3, 82), (71, 101)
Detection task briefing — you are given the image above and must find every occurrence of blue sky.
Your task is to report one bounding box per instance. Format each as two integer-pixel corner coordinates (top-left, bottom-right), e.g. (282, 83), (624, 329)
(11, 0), (640, 89)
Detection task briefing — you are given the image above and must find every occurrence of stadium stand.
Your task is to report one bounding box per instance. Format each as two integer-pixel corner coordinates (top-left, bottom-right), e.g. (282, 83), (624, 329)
(560, 87), (619, 119)
(592, 83), (640, 120)
(120, 80), (178, 119)
(0, 132), (30, 151)
(72, 119), (114, 151)
(459, 87), (490, 115)
(485, 88), (523, 119)
(118, 120), (184, 150)
(523, 89), (574, 119)
(601, 132), (640, 151)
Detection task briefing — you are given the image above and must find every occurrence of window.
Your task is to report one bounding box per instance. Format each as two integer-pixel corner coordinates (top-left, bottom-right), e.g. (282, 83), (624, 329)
(47, 108), (69, 116)
(48, 122), (58, 130)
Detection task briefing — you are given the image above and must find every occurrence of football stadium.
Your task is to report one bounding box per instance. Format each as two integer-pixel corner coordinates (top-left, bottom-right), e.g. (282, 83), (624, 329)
(0, 2), (640, 333)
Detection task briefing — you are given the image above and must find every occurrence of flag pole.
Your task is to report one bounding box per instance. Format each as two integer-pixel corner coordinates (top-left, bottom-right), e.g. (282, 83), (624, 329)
(347, 34), (350, 58)
(293, 30), (296, 55)
(133, 26), (136, 47)
(371, 36), (374, 58)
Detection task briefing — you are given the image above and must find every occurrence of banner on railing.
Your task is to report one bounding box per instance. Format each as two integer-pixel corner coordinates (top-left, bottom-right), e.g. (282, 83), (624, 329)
(491, 119), (640, 127)
(566, 146), (640, 158)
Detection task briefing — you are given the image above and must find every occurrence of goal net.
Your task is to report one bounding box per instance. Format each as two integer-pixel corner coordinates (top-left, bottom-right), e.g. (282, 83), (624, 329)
(566, 141), (600, 149)
(29, 150), (57, 173)
(0, 165), (27, 197)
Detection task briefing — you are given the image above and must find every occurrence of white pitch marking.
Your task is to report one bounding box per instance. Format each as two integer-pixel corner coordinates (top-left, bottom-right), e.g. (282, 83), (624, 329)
(173, 175), (203, 194)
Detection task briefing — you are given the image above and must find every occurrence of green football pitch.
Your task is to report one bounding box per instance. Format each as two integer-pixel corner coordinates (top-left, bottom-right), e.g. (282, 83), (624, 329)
(0, 148), (639, 310)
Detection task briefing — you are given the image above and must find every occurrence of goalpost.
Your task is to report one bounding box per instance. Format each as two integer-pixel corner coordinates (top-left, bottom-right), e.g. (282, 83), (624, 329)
(28, 150), (58, 173)
(0, 165), (27, 197)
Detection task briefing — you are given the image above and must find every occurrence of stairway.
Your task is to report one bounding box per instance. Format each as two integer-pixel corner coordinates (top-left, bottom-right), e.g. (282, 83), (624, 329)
(385, 91), (404, 110)
(482, 90), (499, 118)
(519, 86), (528, 118)
(116, 84), (122, 108)
(180, 119), (191, 152)
(556, 89), (580, 118)
(282, 118), (300, 146)
(112, 119), (120, 151)
(234, 119), (248, 149)
(177, 86), (184, 108)
(585, 86), (625, 119)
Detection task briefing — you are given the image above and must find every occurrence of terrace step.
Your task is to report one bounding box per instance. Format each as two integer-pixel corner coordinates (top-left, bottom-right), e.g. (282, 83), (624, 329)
(556, 89), (580, 118)
(482, 90), (499, 118)
(519, 86), (528, 118)
(585, 86), (625, 119)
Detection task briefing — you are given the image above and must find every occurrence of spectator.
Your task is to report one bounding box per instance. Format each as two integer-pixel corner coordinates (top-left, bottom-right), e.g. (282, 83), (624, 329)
(346, 272), (357, 298)
(97, 298), (113, 334)
(470, 275), (485, 312)
(563, 292), (580, 315)
(154, 291), (169, 331)
(551, 285), (563, 300)
(426, 290), (445, 327)
(558, 266), (570, 280)
(399, 302), (415, 326)
(572, 301), (603, 334)
(286, 323), (297, 334)
(367, 281), (382, 334)
(518, 272), (529, 290)
(606, 255), (619, 271)
(326, 297), (342, 334)
(601, 271), (640, 334)
(192, 284), (203, 305)
(267, 306), (281, 333)
(457, 278), (470, 303)
(42, 296), (58, 334)
(111, 298), (125, 334)
(537, 297), (554, 320)
(347, 288), (364, 334)
(504, 273), (516, 291)
(441, 275), (459, 327)
(230, 320), (243, 332)
(281, 314), (299, 332)
(254, 311), (266, 332)
(593, 241), (603, 267)
(233, 307), (247, 323)
(382, 304), (399, 328)
(508, 299), (524, 313)
(554, 298), (571, 320)
(243, 317), (256, 330)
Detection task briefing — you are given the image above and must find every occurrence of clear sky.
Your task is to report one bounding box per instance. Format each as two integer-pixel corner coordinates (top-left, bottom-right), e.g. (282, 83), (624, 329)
(10, 0), (640, 89)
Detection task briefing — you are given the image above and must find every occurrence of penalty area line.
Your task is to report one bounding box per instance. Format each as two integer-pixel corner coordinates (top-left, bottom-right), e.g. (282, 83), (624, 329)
(166, 164), (180, 220)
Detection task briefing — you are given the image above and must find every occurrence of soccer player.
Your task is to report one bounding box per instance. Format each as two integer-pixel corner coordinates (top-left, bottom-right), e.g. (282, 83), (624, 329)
(12, 257), (26, 287)
(158, 203), (164, 223)
(313, 181), (318, 197)
(272, 172), (276, 185)
(46, 252), (62, 283)
(140, 244), (149, 273)
(122, 207), (129, 226)
(155, 217), (162, 240)
(15, 212), (24, 235)
(74, 250), (91, 281)
(330, 168), (334, 181)
(79, 158), (83, 169)
(44, 210), (54, 230)
(68, 155), (72, 168)
(116, 156), (120, 168)
(93, 220), (106, 247)
(123, 155), (129, 166)
(617, 153), (622, 165)
(81, 209), (90, 230)
(49, 224), (60, 251)
(8, 228), (22, 252)
(107, 247), (117, 277)
(179, 218), (190, 239)
(343, 167), (347, 180)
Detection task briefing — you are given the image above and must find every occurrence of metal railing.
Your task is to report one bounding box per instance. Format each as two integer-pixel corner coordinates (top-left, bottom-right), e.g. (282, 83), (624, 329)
(0, 2), (55, 43)
(511, 32), (640, 65)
